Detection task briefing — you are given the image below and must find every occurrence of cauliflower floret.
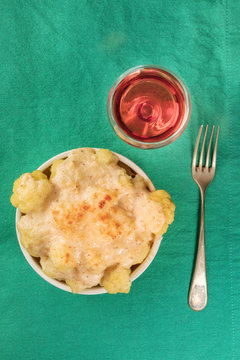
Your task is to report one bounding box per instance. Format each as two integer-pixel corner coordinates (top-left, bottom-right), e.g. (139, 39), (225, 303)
(96, 149), (118, 165)
(10, 170), (53, 214)
(132, 238), (151, 265)
(65, 280), (86, 294)
(118, 173), (133, 188)
(17, 214), (50, 257)
(49, 242), (77, 271)
(18, 226), (44, 257)
(135, 197), (165, 234)
(70, 148), (96, 164)
(40, 256), (78, 285)
(50, 159), (64, 180)
(150, 190), (175, 235)
(132, 174), (147, 190)
(101, 265), (131, 294)
(40, 256), (59, 279)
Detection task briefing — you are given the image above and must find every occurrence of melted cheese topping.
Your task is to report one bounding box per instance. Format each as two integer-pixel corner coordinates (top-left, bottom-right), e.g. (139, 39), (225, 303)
(17, 149), (167, 291)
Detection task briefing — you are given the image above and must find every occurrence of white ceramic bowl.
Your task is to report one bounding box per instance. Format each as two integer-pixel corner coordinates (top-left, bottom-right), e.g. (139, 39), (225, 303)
(16, 149), (162, 295)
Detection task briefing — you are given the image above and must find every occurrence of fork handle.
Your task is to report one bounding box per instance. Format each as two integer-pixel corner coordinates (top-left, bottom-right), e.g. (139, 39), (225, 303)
(188, 188), (208, 311)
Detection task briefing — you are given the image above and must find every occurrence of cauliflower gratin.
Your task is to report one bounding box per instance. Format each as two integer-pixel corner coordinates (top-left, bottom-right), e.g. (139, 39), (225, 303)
(11, 149), (175, 294)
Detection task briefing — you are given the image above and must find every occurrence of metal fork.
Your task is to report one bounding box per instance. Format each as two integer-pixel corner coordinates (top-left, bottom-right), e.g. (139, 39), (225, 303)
(188, 125), (220, 311)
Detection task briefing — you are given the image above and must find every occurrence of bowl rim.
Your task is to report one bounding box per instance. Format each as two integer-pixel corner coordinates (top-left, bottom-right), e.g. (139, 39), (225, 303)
(15, 148), (162, 295)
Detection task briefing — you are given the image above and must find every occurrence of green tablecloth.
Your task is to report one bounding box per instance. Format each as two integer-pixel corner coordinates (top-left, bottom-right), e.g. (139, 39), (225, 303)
(1, 1), (239, 359)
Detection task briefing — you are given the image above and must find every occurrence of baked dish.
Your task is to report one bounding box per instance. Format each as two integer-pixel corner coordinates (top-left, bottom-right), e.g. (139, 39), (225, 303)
(11, 148), (175, 294)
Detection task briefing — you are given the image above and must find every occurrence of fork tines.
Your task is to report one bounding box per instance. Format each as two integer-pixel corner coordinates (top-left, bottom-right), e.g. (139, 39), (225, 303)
(192, 125), (220, 171)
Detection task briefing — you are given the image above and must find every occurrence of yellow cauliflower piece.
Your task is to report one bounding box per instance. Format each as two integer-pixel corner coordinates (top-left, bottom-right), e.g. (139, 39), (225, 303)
(65, 280), (86, 294)
(133, 174), (146, 189)
(118, 173), (133, 187)
(40, 257), (59, 279)
(71, 148), (96, 160)
(31, 170), (47, 180)
(17, 214), (50, 257)
(150, 190), (175, 235)
(49, 242), (77, 271)
(10, 171), (53, 214)
(18, 226), (42, 257)
(101, 265), (131, 294)
(50, 159), (64, 180)
(41, 257), (84, 293)
(96, 149), (118, 165)
(84, 250), (105, 271)
(132, 241), (151, 265)
(157, 223), (169, 236)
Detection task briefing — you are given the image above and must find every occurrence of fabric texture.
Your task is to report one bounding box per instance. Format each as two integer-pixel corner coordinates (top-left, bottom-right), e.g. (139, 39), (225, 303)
(0, 1), (239, 359)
